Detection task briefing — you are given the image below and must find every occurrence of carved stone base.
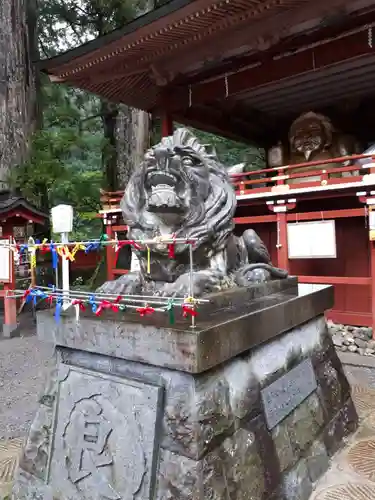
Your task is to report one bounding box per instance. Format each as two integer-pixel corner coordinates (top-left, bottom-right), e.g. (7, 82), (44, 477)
(13, 285), (357, 499)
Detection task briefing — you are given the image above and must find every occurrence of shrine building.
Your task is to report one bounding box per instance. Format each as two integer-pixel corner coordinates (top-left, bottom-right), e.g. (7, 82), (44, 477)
(38, 0), (375, 330)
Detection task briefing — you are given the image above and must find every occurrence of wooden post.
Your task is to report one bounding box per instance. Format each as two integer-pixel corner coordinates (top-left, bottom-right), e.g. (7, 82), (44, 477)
(267, 200), (295, 271)
(161, 114), (173, 137)
(277, 212), (289, 271)
(105, 218), (115, 281)
(371, 241), (375, 338)
(2, 223), (17, 336)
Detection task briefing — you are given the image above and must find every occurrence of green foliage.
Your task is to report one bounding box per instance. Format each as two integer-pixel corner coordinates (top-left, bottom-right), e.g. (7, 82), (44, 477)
(182, 126), (265, 170)
(8, 82), (104, 239)
(154, 120), (265, 169)
(10, 0), (265, 243)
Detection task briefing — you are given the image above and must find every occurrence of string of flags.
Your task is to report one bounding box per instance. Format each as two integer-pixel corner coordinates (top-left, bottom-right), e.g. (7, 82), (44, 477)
(1, 235), (196, 270)
(4, 235), (202, 327)
(8, 287), (204, 325)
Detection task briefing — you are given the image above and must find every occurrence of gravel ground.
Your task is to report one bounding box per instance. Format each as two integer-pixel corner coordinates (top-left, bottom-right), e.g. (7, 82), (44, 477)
(0, 331), (54, 440)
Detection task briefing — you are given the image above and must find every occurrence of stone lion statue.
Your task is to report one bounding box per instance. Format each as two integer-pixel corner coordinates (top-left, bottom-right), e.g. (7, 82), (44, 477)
(288, 111), (360, 183)
(98, 128), (287, 297)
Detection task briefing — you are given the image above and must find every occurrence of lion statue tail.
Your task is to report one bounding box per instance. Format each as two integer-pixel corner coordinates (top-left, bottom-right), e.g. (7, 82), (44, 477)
(235, 263), (289, 287)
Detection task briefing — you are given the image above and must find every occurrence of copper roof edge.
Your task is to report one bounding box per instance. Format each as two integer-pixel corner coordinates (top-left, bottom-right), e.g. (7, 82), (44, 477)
(36, 0), (195, 71)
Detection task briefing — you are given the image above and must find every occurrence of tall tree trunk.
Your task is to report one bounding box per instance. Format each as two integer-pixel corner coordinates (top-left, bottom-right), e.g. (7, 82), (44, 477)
(115, 0), (153, 190)
(101, 100), (119, 191)
(0, 0), (36, 190)
(132, 107), (151, 167)
(116, 105), (150, 189)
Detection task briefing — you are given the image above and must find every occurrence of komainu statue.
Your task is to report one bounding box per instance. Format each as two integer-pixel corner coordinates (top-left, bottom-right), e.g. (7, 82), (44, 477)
(98, 128), (287, 297)
(288, 111), (360, 183)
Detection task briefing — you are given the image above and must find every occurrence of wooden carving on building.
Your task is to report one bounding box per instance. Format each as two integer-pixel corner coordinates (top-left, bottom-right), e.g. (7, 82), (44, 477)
(287, 111), (360, 184)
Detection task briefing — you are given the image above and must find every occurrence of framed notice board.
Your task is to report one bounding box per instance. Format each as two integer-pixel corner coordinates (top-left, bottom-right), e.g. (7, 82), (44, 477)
(0, 238), (13, 283)
(287, 220), (337, 259)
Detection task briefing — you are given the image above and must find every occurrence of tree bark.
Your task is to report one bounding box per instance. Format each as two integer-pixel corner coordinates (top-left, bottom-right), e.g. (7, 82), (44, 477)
(0, 0), (36, 189)
(116, 105), (151, 189)
(101, 100), (119, 191)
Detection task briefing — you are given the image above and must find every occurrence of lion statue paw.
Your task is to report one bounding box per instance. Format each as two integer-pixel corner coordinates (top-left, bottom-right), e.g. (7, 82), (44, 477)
(97, 273), (142, 295)
(157, 270), (224, 298)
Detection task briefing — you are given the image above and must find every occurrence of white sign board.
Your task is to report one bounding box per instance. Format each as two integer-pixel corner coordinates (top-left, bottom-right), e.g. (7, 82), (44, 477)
(287, 220), (337, 259)
(51, 204), (73, 234)
(130, 252), (140, 272)
(0, 239), (12, 282)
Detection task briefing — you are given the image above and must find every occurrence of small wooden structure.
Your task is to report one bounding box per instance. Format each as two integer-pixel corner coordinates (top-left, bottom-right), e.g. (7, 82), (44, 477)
(0, 191), (48, 335)
(39, 0), (375, 330)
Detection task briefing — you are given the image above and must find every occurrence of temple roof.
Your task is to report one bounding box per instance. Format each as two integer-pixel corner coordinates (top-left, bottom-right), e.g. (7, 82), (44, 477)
(38, 0), (375, 145)
(0, 191), (48, 224)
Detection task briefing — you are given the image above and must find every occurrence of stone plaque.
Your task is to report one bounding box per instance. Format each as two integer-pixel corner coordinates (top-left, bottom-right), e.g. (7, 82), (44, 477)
(48, 365), (163, 499)
(261, 358), (317, 430)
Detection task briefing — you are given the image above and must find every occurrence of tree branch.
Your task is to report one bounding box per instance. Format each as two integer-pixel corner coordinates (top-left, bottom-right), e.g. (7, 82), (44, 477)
(39, 39), (51, 59)
(80, 113), (102, 123)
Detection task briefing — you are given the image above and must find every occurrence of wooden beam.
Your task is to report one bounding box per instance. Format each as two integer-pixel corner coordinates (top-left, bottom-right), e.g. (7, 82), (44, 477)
(298, 276), (371, 286)
(218, 99), (276, 132)
(326, 310), (372, 327)
(166, 28), (373, 111)
(152, 0), (355, 80)
(286, 208), (365, 221)
(41, 0), (214, 76)
(233, 215), (277, 224)
(234, 215), (277, 224)
(81, 0), (361, 89)
(89, 0), (293, 84)
(166, 10), (375, 89)
(174, 104), (269, 146)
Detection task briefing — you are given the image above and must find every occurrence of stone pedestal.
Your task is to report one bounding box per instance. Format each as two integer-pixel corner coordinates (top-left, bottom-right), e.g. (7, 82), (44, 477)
(13, 281), (358, 500)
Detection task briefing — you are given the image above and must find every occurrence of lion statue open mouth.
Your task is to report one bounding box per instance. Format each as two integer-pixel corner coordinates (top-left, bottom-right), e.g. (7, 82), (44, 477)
(98, 128), (288, 297)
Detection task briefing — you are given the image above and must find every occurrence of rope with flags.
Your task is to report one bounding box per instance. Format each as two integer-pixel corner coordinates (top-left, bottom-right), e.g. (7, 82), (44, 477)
(4, 234), (204, 327)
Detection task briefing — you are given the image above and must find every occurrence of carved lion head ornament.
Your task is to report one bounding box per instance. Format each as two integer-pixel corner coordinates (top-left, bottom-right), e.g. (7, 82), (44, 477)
(289, 111), (335, 161)
(121, 128), (236, 255)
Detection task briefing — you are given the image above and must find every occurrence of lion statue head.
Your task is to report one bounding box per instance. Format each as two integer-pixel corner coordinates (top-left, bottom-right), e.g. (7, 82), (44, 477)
(121, 128), (236, 255)
(289, 111), (335, 161)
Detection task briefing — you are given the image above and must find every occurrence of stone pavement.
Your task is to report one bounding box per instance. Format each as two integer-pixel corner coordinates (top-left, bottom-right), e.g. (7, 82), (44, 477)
(1, 370), (375, 499)
(309, 382), (375, 499)
(0, 437), (23, 498)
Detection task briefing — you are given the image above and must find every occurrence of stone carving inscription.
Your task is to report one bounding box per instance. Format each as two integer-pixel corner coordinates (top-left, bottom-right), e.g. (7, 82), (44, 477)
(64, 397), (120, 499)
(261, 358), (317, 430)
(49, 366), (162, 500)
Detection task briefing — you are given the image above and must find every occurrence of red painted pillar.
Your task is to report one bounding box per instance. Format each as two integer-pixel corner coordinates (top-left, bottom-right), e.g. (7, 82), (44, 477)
(371, 241), (375, 337)
(2, 222), (17, 336)
(161, 114), (173, 137)
(267, 201), (295, 271)
(277, 212), (289, 271)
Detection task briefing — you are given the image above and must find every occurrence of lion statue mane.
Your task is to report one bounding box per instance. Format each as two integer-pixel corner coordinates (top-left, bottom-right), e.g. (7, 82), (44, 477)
(98, 128), (287, 297)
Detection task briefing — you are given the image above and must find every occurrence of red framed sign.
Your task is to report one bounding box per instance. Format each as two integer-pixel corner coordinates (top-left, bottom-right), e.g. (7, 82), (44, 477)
(0, 238), (13, 283)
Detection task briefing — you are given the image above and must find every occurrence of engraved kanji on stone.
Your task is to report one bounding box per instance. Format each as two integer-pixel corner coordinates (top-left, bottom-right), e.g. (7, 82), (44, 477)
(64, 397), (121, 500)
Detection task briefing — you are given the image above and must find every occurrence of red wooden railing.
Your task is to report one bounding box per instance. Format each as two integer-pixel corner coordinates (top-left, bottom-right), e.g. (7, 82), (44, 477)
(97, 153), (375, 327)
(231, 153), (375, 195)
(99, 153), (375, 210)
